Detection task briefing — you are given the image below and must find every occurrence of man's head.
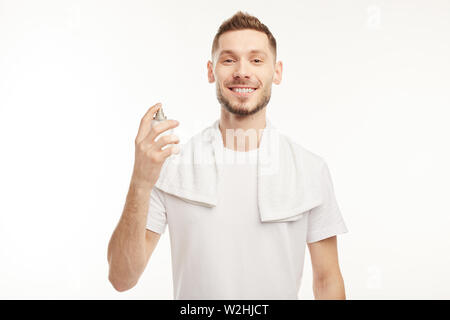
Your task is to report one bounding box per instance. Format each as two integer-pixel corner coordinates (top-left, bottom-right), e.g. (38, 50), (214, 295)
(208, 11), (282, 117)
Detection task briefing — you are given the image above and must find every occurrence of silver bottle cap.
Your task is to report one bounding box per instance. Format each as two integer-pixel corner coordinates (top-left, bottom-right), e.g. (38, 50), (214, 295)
(154, 107), (167, 121)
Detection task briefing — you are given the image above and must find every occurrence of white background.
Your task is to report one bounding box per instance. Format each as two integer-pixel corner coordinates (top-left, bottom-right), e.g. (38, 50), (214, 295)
(1, 0), (449, 299)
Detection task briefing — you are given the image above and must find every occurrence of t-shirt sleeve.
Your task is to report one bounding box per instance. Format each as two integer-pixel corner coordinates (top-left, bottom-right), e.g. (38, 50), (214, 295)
(306, 161), (348, 243)
(146, 187), (168, 235)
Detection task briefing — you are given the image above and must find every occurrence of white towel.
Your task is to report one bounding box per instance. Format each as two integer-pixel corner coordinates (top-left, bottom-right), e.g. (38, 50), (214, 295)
(154, 118), (327, 222)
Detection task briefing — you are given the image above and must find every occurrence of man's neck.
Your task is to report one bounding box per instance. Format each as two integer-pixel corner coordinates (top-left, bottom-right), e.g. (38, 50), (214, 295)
(219, 109), (267, 152)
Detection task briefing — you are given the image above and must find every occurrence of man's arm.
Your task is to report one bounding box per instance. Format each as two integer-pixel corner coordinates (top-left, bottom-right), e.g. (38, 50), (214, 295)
(307, 236), (346, 299)
(107, 182), (161, 292)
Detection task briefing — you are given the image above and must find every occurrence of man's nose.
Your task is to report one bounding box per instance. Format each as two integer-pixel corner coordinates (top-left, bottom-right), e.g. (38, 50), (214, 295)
(232, 61), (252, 79)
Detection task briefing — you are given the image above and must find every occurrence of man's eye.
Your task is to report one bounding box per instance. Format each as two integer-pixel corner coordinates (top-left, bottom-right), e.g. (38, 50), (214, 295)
(254, 59), (262, 63)
(224, 59), (234, 63)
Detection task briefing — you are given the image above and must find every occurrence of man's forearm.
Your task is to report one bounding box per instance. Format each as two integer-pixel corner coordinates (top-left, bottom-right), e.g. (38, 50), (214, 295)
(313, 273), (346, 300)
(107, 180), (152, 291)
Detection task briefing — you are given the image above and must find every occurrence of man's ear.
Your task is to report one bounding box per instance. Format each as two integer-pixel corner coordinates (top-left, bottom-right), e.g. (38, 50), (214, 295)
(207, 61), (215, 83)
(273, 60), (283, 85)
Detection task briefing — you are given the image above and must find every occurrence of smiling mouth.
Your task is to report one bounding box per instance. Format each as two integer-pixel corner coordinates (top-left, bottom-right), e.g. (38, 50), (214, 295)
(227, 87), (258, 97)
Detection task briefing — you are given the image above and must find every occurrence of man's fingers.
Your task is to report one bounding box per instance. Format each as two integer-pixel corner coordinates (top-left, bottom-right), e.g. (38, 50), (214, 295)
(144, 119), (179, 143)
(135, 103), (162, 143)
(154, 134), (180, 151)
(160, 144), (181, 159)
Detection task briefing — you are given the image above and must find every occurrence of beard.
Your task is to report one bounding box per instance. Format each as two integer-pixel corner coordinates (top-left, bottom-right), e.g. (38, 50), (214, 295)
(216, 84), (271, 117)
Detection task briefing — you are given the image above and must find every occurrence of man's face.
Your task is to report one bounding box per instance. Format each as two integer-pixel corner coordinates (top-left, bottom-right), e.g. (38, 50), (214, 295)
(208, 29), (282, 116)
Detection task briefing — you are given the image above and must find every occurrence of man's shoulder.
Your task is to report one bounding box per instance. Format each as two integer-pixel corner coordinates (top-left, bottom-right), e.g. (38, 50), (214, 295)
(280, 132), (326, 167)
(183, 123), (215, 145)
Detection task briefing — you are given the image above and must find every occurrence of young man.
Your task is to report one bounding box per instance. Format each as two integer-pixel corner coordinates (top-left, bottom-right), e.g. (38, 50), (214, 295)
(107, 11), (348, 300)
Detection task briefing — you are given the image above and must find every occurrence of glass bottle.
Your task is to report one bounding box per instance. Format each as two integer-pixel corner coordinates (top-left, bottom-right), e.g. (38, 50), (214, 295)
(151, 107), (173, 151)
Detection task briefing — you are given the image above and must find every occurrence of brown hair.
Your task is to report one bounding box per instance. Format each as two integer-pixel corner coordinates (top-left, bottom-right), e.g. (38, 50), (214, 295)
(211, 11), (277, 63)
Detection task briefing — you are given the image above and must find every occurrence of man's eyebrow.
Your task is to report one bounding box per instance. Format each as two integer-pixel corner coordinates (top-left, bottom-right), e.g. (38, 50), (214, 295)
(218, 49), (268, 57)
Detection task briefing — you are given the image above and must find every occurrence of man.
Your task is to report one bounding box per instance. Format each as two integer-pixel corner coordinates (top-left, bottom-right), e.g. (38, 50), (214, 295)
(107, 11), (348, 299)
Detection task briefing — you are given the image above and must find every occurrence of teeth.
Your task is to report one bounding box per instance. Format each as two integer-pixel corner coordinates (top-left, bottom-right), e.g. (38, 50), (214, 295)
(232, 88), (255, 93)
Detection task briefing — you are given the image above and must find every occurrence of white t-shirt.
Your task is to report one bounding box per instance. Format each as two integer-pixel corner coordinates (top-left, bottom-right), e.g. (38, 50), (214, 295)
(146, 146), (348, 299)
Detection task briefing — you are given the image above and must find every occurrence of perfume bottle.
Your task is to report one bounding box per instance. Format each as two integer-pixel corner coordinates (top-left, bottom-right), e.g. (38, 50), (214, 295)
(151, 107), (174, 151)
